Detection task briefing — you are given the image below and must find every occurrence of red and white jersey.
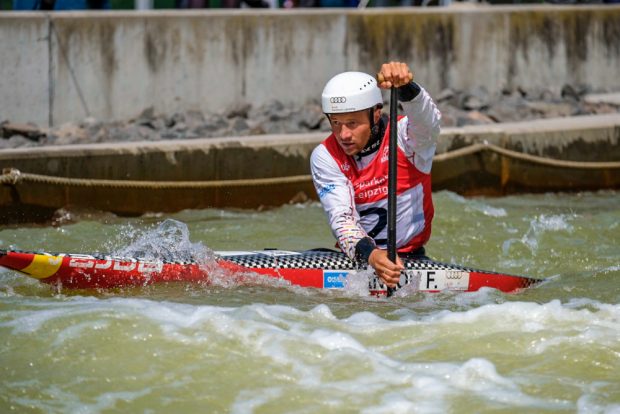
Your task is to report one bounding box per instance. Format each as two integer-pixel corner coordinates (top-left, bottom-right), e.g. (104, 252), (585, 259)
(310, 86), (441, 260)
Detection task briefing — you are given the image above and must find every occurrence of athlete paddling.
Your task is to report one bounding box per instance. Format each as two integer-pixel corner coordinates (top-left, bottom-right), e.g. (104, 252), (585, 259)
(310, 62), (441, 288)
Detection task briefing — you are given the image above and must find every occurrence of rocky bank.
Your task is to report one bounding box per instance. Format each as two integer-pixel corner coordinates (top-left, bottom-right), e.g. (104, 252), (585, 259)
(2, 86), (619, 149)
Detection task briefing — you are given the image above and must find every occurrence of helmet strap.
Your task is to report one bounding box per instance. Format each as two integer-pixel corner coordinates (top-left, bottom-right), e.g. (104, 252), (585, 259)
(357, 107), (385, 160)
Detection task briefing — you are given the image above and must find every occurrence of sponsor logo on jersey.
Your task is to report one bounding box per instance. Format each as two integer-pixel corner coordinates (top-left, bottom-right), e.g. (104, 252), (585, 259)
(318, 183), (336, 198)
(380, 146), (389, 163)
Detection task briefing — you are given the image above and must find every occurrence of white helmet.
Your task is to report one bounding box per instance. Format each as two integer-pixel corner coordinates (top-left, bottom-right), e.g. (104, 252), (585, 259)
(321, 71), (383, 114)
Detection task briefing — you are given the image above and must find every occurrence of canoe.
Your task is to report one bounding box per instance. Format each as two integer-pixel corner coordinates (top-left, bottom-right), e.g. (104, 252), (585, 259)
(0, 248), (541, 295)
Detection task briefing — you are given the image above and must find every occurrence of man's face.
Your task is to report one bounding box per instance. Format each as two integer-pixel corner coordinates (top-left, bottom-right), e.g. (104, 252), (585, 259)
(329, 109), (376, 156)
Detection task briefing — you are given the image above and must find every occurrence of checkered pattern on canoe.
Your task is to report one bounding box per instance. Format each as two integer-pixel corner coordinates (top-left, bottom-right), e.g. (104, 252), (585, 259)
(8, 249), (503, 275)
(221, 251), (502, 275)
(224, 251), (353, 270)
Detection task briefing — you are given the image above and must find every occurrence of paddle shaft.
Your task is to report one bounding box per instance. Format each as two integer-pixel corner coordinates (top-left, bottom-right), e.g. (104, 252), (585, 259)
(386, 86), (398, 297)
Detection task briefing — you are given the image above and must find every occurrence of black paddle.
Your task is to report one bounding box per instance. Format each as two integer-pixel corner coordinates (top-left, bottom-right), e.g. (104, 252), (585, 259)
(386, 85), (398, 298)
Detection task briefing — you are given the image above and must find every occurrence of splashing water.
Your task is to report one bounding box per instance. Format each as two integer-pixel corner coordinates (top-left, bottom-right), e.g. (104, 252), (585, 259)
(115, 219), (215, 264)
(502, 214), (574, 257)
(111, 219), (297, 290)
(1, 192), (619, 413)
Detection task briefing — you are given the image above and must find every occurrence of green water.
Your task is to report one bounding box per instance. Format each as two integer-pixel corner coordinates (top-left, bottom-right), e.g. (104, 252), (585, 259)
(1, 191), (619, 413)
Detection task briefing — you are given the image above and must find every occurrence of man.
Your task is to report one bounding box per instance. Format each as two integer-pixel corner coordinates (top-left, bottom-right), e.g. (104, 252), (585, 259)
(310, 61), (441, 288)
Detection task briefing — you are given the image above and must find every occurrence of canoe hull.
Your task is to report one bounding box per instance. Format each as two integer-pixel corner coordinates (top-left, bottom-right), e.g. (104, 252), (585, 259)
(0, 249), (541, 294)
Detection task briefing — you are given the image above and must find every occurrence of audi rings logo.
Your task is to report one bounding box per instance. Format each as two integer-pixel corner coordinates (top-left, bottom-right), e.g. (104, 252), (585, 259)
(446, 271), (466, 280)
(330, 97), (347, 104)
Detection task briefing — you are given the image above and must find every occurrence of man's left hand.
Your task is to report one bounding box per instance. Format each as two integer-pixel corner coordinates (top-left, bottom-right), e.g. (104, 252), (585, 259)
(377, 61), (414, 89)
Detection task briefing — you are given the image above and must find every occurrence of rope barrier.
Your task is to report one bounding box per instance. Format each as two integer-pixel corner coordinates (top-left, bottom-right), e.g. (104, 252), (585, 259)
(0, 169), (312, 189)
(1, 142), (619, 189)
(434, 141), (620, 169)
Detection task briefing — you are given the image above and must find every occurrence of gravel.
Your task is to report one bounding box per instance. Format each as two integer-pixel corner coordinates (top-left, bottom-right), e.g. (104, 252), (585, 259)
(1, 86), (619, 149)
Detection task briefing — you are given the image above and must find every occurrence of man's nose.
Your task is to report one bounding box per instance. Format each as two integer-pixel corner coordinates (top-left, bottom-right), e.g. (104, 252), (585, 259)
(340, 125), (353, 139)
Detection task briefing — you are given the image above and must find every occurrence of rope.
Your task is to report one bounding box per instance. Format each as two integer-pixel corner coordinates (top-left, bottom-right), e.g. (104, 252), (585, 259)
(433, 141), (620, 169)
(0, 168), (312, 189)
(1, 142), (618, 189)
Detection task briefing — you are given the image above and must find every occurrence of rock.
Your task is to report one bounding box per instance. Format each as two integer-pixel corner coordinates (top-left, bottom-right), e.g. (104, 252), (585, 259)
(460, 87), (490, 111)
(525, 101), (575, 118)
(251, 100), (291, 122)
(225, 101), (252, 119)
(141, 117), (167, 131)
(184, 110), (206, 130)
(107, 126), (133, 142)
(191, 113), (228, 137)
(166, 110), (206, 134)
(298, 103), (324, 130)
(561, 84), (581, 101)
(437, 103), (470, 127)
(3, 90), (620, 147)
(229, 117), (250, 135)
(1, 122), (45, 141)
(455, 110), (495, 127)
(172, 121), (188, 133)
(531, 88), (556, 101)
(89, 126), (110, 143)
(166, 112), (185, 128)
(467, 110), (495, 124)
(485, 95), (530, 123)
(435, 88), (456, 103)
(247, 119), (266, 135)
(50, 122), (89, 145)
(136, 106), (155, 123)
(0, 134), (37, 149)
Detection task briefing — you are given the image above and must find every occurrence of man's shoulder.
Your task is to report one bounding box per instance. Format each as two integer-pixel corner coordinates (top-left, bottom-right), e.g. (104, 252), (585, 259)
(311, 140), (346, 176)
(310, 141), (331, 163)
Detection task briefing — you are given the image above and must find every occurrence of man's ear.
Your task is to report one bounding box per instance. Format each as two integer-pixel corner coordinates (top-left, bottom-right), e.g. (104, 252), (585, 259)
(373, 106), (382, 123)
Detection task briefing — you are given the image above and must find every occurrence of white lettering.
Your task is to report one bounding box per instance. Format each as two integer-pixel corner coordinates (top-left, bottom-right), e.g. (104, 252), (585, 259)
(112, 258), (136, 272)
(138, 261), (163, 273)
(69, 254), (95, 269)
(356, 185), (388, 201)
(95, 258), (113, 269)
(381, 147), (389, 163)
(354, 175), (388, 191)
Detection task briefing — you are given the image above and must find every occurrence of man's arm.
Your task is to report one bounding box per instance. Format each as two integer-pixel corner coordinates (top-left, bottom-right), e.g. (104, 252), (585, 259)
(310, 144), (368, 261)
(397, 82), (442, 174)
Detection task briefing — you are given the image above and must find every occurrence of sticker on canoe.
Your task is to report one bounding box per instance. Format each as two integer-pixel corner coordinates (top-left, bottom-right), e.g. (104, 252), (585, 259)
(69, 255), (164, 273)
(323, 270), (348, 289)
(415, 269), (470, 291)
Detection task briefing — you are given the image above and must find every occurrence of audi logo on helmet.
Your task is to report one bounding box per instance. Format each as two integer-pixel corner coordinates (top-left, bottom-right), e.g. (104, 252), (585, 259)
(329, 97), (347, 104)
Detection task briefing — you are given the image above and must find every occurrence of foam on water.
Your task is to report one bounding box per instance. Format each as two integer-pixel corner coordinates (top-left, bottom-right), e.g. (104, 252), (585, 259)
(1, 191), (619, 412)
(4, 294), (618, 412)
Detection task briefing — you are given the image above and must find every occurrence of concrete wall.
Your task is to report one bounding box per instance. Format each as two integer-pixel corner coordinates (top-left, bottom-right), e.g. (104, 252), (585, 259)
(0, 113), (618, 222)
(1, 6), (620, 127)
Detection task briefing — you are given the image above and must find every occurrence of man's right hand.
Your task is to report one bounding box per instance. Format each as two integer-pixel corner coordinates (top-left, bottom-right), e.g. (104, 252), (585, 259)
(368, 248), (404, 288)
